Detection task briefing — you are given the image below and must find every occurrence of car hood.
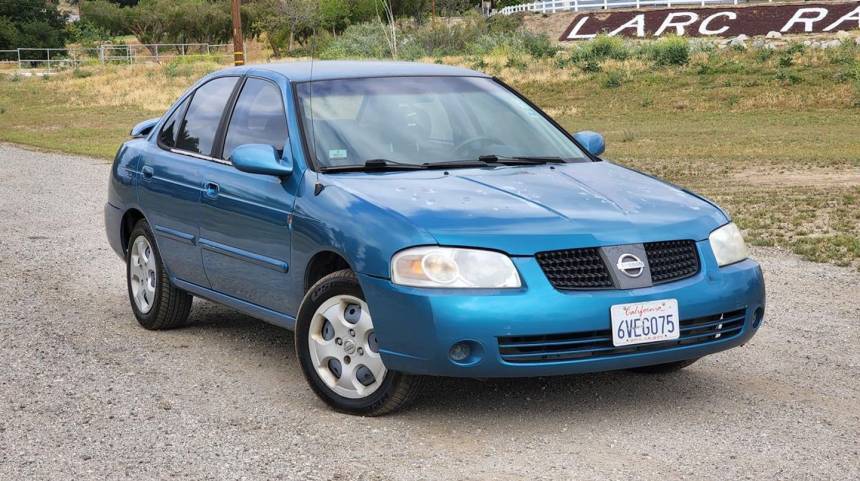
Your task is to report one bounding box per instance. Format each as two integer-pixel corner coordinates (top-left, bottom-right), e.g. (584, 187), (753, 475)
(325, 162), (727, 255)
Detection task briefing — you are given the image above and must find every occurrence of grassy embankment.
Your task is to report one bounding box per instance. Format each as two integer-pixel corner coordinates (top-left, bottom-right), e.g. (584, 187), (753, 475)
(0, 39), (858, 269)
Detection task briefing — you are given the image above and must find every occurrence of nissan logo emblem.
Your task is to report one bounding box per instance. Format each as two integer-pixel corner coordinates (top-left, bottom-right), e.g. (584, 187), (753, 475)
(616, 253), (645, 278)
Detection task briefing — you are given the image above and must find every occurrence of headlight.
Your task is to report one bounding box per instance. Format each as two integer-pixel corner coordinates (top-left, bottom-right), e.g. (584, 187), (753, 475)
(709, 222), (750, 267)
(391, 246), (521, 288)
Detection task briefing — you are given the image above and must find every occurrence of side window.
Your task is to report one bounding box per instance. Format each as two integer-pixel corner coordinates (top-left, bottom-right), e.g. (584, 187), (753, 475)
(175, 77), (238, 156)
(223, 78), (288, 160)
(158, 97), (189, 148)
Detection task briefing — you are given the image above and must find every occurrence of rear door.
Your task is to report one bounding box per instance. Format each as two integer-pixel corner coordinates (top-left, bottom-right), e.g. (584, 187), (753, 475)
(137, 76), (240, 287)
(198, 75), (297, 313)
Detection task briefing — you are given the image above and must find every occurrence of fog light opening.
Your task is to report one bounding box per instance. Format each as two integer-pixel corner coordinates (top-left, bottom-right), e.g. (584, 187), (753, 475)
(449, 342), (471, 362)
(753, 307), (764, 329)
(448, 340), (483, 366)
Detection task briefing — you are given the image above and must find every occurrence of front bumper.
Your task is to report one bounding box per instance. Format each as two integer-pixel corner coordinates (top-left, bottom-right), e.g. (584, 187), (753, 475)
(360, 240), (765, 378)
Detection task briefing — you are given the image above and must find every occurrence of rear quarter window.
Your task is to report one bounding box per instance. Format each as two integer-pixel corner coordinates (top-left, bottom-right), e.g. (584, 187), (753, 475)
(158, 97), (189, 148)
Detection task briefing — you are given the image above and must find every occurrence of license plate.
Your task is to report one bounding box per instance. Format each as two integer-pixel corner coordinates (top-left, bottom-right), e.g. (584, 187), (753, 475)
(611, 299), (679, 347)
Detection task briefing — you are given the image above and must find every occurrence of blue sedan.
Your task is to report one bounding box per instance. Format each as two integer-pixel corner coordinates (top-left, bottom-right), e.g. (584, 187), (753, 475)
(105, 61), (765, 415)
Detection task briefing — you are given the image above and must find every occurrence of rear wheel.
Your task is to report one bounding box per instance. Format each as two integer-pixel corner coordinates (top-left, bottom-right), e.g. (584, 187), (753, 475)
(126, 219), (192, 330)
(296, 269), (421, 416)
(628, 358), (698, 374)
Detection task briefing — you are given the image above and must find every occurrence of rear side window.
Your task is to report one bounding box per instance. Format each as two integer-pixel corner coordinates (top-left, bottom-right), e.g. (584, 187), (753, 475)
(223, 78), (288, 160)
(176, 77), (238, 156)
(158, 97), (189, 148)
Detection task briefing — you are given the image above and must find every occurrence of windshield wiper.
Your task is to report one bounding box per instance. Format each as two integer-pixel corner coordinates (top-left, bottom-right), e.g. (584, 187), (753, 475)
(477, 155), (566, 165)
(321, 159), (428, 173)
(420, 159), (495, 169)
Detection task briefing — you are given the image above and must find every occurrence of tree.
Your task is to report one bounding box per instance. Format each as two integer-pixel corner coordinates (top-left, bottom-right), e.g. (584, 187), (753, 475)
(81, 0), (233, 52)
(0, 0), (68, 49)
(247, 0), (318, 56)
(79, 0), (128, 36)
(318, 0), (350, 36)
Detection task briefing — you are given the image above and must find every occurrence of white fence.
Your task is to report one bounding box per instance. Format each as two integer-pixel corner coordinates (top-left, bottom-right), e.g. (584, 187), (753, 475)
(0, 43), (233, 73)
(497, 0), (760, 15)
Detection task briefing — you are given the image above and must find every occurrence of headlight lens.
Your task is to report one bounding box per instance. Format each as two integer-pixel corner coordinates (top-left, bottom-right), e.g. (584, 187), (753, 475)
(392, 246), (521, 288)
(709, 222), (750, 267)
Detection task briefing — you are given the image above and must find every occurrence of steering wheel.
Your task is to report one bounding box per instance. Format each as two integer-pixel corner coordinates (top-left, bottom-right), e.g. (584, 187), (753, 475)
(453, 136), (504, 156)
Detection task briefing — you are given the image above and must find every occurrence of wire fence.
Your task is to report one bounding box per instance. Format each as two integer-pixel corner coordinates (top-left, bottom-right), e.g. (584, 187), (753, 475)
(497, 0), (764, 14)
(0, 43), (234, 74)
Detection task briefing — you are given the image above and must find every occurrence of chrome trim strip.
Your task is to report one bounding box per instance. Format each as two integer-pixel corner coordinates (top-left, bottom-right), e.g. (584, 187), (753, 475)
(153, 225), (196, 245)
(199, 238), (289, 273)
(169, 148), (231, 165)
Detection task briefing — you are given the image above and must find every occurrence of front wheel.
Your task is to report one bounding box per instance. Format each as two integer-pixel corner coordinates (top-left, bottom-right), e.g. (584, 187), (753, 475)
(295, 270), (421, 416)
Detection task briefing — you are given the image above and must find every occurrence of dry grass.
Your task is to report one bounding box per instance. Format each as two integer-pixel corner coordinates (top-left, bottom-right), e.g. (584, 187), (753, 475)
(0, 44), (858, 268)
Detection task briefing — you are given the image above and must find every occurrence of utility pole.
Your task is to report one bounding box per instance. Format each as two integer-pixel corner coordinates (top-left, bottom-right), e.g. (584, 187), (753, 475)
(231, 0), (245, 66)
(431, 0), (436, 18)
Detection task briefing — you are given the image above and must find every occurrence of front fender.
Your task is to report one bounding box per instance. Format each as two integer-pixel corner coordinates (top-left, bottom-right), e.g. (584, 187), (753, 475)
(291, 173), (438, 280)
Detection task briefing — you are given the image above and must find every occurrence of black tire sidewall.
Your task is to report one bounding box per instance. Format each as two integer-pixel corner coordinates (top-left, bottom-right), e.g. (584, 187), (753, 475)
(295, 271), (402, 414)
(126, 220), (164, 328)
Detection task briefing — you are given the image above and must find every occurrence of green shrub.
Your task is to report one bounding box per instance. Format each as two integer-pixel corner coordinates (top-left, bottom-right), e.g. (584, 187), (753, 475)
(785, 42), (806, 55)
(826, 40), (860, 65)
(755, 48), (774, 63)
(505, 53), (528, 71)
(569, 35), (630, 63)
(603, 70), (623, 88)
(776, 69), (802, 85)
(162, 60), (194, 78)
(411, 21), (471, 57)
(834, 64), (860, 83)
(319, 23), (394, 59)
(520, 32), (559, 59)
(486, 12), (523, 34)
(72, 68), (93, 78)
(778, 53), (793, 68)
(581, 58), (601, 73)
(646, 36), (690, 66)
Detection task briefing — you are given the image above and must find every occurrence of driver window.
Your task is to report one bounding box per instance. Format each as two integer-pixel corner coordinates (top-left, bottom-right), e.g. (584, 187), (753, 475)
(223, 78), (288, 161)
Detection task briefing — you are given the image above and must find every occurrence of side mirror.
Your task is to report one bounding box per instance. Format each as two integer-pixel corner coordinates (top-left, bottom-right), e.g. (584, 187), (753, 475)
(130, 117), (160, 138)
(230, 144), (293, 178)
(573, 130), (605, 157)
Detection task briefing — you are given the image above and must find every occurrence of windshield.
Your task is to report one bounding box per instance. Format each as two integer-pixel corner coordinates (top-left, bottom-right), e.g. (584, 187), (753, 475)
(296, 76), (589, 169)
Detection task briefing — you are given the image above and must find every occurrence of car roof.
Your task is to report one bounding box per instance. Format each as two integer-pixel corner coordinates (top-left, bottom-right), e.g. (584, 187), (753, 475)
(220, 60), (489, 82)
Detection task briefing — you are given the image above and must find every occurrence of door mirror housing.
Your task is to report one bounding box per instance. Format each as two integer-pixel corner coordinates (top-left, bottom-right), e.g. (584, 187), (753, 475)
(573, 131), (605, 157)
(229, 144), (293, 177)
(130, 117), (160, 138)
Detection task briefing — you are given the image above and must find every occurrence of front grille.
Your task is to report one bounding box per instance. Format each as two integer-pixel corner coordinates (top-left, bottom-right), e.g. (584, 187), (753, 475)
(535, 247), (613, 290)
(498, 308), (745, 364)
(536, 240), (701, 290)
(644, 240), (700, 284)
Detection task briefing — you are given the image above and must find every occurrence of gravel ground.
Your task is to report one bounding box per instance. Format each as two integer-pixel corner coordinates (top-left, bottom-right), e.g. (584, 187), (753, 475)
(1, 143), (858, 481)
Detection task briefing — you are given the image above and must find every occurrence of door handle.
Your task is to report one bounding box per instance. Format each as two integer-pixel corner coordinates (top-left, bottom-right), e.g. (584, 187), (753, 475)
(141, 165), (154, 180)
(203, 182), (220, 199)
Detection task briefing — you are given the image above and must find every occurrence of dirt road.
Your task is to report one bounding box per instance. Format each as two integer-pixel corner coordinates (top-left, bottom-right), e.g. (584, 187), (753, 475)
(1, 143), (858, 480)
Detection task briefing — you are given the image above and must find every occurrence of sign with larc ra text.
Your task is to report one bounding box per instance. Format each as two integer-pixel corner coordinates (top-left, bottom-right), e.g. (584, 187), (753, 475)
(560, 1), (860, 40)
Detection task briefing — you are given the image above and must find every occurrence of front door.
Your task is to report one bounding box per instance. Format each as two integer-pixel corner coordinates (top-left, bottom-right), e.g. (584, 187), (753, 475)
(138, 76), (240, 288)
(198, 76), (297, 314)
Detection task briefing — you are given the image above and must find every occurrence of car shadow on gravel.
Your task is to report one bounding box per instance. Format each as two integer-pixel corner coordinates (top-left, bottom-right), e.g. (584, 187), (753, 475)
(180, 300), (736, 420)
(408, 370), (724, 421)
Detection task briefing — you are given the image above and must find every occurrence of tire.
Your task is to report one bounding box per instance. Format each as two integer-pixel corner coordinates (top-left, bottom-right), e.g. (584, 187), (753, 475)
(126, 219), (192, 330)
(295, 269), (421, 416)
(628, 358), (699, 374)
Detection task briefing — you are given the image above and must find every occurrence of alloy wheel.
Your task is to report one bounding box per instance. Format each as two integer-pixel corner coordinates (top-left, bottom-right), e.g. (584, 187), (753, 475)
(129, 236), (157, 314)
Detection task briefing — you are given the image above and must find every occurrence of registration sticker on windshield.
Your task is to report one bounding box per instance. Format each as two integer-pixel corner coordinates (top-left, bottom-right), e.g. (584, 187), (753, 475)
(328, 149), (348, 160)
